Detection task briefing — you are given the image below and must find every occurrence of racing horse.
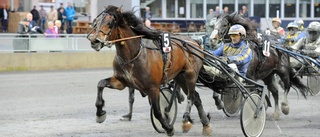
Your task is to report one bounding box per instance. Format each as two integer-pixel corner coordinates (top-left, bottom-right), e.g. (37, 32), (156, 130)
(208, 12), (310, 120)
(86, 5), (211, 136)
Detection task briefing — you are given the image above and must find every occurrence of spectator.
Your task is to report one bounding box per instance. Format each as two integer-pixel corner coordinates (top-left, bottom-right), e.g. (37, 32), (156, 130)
(26, 13), (45, 34)
(65, 2), (76, 34)
(214, 6), (221, 14)
(47, 5), (57, 22)
(57, 3), (66, 32)
(0, 4), (9, 32)
(239, 5), (248, 18)
(39, 5), (47, 30)
(54, 20), (64, 36)
(17, 18), (31, 34)
(223, 6), (229, 14)
(17, 3), (24, 12)
(145, 19), (154, 30)
(30, 5), (40, 25)
(145, 6), (152, 21)
(45, 21), (57, 38)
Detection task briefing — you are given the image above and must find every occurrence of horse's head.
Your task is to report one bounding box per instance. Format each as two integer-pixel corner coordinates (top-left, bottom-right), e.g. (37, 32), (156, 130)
(209, 14), (231, 46)
(87, 5), (123, 51)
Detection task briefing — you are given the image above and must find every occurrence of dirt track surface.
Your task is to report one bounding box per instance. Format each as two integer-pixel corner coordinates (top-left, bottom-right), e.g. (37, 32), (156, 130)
(0, 68), (319, 137)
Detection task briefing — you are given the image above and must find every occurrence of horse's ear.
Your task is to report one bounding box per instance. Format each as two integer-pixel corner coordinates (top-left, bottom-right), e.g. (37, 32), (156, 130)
(229, 11), (237, 18)
(117, 5), (123, 13)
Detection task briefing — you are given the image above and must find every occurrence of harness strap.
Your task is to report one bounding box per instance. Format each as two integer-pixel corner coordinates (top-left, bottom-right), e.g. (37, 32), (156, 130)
(108, 35), (145, 44)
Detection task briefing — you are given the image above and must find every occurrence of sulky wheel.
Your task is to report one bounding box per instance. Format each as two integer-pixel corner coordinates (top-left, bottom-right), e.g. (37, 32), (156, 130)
(150, 88), (177, 133)
(221, 88), (243, 117)
(240, 94), (266, 137)
(307, 76), (320, 96)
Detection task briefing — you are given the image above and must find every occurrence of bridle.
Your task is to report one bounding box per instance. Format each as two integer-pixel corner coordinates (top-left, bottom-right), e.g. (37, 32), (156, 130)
(87, 11), (116, 46)
(87, 11), (144, 47)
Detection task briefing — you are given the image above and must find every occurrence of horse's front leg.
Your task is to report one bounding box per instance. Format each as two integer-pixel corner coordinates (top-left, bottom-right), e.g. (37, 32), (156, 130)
(149, 87), (174, 136)
(96, 77), (126, 123)
(120, 88), (135, 121)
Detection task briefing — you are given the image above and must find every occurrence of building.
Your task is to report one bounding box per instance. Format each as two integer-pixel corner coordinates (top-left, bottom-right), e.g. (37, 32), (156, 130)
(7, 0), (320, 31)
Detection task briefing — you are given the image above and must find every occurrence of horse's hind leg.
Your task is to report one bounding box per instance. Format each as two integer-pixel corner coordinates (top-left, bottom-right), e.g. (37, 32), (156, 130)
(264, 75), (281, 120)
(95, 77), (126, 123)
(120, 88), (135, 121)
(213, 91), (224, 110)
(194, 91), (212, 136)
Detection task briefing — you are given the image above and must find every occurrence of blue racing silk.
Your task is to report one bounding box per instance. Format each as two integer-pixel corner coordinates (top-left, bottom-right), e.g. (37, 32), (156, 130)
(279, 31), (305, 46)
(209, 40), (252, 76)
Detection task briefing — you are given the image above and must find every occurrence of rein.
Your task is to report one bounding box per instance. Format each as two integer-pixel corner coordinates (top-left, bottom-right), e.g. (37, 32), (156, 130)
(107, 35), (145, 44)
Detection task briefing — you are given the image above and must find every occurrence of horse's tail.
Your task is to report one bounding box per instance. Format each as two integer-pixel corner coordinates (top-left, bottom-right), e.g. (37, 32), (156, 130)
(289, 67), (310, 99)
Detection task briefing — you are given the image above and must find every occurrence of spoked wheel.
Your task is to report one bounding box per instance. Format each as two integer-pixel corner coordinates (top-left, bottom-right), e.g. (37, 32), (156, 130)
(150, 88), (178, 133)
(307, 76), (320, 96)
(221, 87), (243, 117)
(240, 94), (266, 137)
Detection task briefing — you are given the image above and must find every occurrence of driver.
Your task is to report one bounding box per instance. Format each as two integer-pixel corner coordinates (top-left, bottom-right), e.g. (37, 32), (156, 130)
(270, 18), (285, 37)
(279, 22), (305, 46)
(290, 21), (320, 67)
(204, 24), (252, 80)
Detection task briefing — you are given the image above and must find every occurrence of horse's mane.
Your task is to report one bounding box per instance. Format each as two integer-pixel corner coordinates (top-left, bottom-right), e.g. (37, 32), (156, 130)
(105, 5), (161, 40)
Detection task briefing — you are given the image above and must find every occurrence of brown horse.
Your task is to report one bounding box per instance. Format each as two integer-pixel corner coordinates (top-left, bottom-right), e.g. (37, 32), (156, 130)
(86, 5), (211, 136)
(209, 12), (310, 120)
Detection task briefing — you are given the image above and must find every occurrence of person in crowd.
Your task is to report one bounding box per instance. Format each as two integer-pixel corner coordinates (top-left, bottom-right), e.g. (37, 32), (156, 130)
(204, 8), (217, 50)
(270, 18), (285, 37)
(214, 6), (221, 14)
(279, 22), (304, 46)
(47, 5), (57, 22)
(145, 6), (151, 21)
(223, 6), (229, 14)
(17, 3), (24, 12)
(17, 18), (31, 34)
(39, 5), (47, 30)
(26, 13), (45, 35)
(0, 4), (9, 32)
(65, 2), (76, 34)
(45, 21), (57, 38)
(144, 19), (154, 30)
(57, 3), (66, 32)
(290, 21), (320, 66)
(204, 24), (252, 81)
(54, 20), (64, 36)
(30, 5), (40, 25)
(239, 5), (248, 18)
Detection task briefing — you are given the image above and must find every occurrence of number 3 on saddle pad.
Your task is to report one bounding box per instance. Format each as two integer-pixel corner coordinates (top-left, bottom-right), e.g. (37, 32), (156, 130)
(162, 33), (172, 53)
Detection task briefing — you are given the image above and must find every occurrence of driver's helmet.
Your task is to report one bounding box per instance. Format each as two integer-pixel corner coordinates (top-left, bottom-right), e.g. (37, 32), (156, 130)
(294, 19), (304, 31)
(272, 18), (282, 24)
(307, 21), (320, 32)
(286, 22), (299, 29)
(228, 24), (246, 37)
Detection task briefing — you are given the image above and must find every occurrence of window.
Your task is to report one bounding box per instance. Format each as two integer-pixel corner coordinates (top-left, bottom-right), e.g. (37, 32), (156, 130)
(315, 0), (320, 17)
(254, 0), (266, 17)
(238, 0), (250, 16)
(299, 0), (311, 17)
(74, 0), (89, 13)
(166, 0), (175, 18)
(222, 0), (235, 13)
(190, 0), (203, 18)
(147, 0), (162, 18)
(207, 0), (219, 14)
(269, 0), (281, 17)
(285, 0), (296, 17)
(178, 0), (186, 18)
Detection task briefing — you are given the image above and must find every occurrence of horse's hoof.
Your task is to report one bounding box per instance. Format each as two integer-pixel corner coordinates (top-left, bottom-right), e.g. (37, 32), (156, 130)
(182, 121), (193, 133)
(166, 127), (175, 136)
(96, 113), (107, 123)
(281, 103), (290, 115)
(216, 101), (224, 110)
(272, 112), (280, 120)
(120, 114), (132, 121)
(202, 124), (212, 136)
